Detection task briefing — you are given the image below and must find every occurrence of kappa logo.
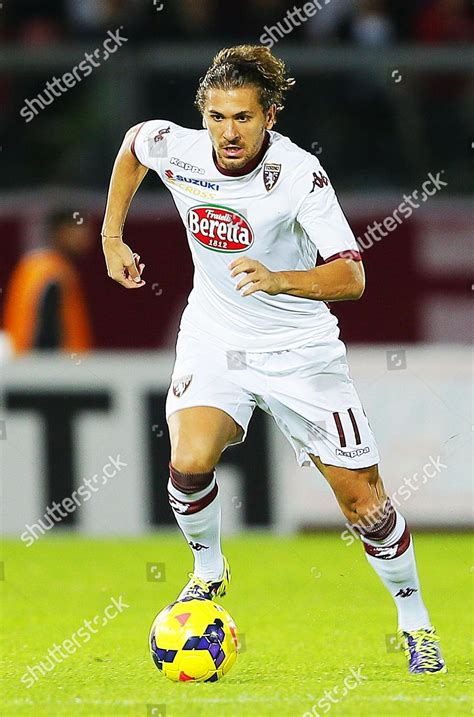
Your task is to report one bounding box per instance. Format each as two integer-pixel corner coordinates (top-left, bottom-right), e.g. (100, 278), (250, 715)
(263, 162), (281, 191)
(395, 587), (418, 598)
(188, 541), (209, 551)
(310, 170), (329, 192)
(170, 157), (205, 174)
(172, 374), (193, 397)
(336, 446), (370, 458)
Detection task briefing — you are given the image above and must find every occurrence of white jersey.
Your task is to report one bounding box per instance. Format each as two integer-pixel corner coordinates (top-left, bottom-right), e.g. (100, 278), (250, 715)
(133, 120), (360, 352)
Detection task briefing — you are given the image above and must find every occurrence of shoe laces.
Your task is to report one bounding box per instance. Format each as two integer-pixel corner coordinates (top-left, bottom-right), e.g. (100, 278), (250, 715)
(186, 573), (213, 597)
(407, 630), (441, 668)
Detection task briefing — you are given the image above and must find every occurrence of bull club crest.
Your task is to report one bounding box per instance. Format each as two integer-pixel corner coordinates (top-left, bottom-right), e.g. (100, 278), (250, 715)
(172, 374), (193, 397)
(263, 162), (281, 192)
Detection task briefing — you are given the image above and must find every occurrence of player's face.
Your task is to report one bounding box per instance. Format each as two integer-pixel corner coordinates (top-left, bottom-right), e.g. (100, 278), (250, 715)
(203, 86), (276, 170)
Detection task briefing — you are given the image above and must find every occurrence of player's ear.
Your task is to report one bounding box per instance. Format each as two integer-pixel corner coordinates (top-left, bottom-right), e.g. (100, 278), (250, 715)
(265, 104), (277, 130)
(202, 116), (208, 129)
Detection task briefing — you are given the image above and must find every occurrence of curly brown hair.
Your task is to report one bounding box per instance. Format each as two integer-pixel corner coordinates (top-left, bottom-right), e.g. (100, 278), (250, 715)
(195, 45), (295, 116)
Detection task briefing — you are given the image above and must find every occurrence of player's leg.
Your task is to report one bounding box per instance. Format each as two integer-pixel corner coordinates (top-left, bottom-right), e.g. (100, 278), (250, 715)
(258, 339), (432, 633)
(164, 330), (255, 598)
(310, 455), (446, 673)
(167, 406), (242, 596)
(258, 338), (445, 671)
(310, 455), (431, 630)
(169, 405), (243, 472)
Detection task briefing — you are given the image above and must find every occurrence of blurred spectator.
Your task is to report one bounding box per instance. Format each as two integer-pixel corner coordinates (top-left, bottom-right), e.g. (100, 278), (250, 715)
(414, 0), (473, 43)
(248, 0), (294, 30)
(6, 0), (65, 46)
(173, 0), (219, 38)
(348, 0), (395, 45)
(1, 0), (471, 193)
(3, 0), (472, 44)
(4, 210), (93, 354)
(64, 0), (147, 39)
(305, 0), (396, 45)
(305, 0), (355, 42)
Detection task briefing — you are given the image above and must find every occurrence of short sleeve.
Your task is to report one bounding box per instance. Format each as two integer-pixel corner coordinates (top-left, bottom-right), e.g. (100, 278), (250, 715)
(292, 157), (361, 263)
(131, 119), (178, 171)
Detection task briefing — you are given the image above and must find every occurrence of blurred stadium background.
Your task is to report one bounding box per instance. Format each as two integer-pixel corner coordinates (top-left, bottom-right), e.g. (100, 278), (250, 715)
(1, 0), (472, 539)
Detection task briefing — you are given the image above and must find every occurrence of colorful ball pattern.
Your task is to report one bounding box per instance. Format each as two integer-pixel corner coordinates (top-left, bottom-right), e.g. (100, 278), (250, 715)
(149, 598), (239, 682)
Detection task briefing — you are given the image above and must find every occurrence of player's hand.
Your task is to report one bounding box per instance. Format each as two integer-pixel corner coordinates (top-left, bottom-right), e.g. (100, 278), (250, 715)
(229, 258), (283, 297)
(102, 238), (146, 289)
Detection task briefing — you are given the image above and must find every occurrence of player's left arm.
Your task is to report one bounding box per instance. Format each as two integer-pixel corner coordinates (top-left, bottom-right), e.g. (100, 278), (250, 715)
(230, 158), (365, 301)
(229, 254), (364, 301)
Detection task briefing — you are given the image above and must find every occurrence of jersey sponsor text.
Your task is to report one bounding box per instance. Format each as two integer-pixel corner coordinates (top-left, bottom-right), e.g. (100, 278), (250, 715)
(187, 205), (254, 252)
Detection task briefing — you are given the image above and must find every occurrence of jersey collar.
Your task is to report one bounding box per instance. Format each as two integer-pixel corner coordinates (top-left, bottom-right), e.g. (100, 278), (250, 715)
(212, 131), (270, 177)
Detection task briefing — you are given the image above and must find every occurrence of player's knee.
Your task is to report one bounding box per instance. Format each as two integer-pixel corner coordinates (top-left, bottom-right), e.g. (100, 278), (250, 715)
(170, 443), (219, 475)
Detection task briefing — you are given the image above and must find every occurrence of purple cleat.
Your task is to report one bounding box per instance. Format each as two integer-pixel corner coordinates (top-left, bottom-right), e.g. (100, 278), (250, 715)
(399, 628), (447, 674)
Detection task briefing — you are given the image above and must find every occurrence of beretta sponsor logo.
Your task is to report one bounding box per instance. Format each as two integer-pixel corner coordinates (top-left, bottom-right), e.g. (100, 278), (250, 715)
(187, 205), (254, 252)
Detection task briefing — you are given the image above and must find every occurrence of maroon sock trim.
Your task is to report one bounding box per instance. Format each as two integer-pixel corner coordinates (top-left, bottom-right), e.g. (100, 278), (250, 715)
(169, 462), (214, 494)
(363, 524), (411, 560)
(168, 483), (218, 515)
(355, 498), (396, 540)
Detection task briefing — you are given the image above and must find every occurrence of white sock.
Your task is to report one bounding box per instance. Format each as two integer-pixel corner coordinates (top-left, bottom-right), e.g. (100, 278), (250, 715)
(167, 475), (224, 582)
(362, 511), (432, 632)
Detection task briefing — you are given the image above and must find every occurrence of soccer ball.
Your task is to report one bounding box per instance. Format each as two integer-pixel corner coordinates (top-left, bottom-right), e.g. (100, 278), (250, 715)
(149, 598), (239, 682)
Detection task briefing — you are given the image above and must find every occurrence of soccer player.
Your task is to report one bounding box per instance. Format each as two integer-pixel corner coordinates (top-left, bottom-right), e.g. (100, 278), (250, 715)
(101, 45), (445, 674)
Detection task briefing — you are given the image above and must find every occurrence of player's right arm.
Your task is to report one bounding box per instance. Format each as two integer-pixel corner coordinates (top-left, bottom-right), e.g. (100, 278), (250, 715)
(101, 124), (148, 289)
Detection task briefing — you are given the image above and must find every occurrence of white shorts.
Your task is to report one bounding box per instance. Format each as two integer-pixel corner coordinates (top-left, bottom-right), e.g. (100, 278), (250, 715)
(165, 331), (380, 470)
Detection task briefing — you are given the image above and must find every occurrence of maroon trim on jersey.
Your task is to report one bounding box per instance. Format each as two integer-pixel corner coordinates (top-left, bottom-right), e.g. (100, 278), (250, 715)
(363, 524), (411, 560)
(168, 483), (218, 516)
(333, 411), (346, 448)
(130, 122), (147, 161)
(348, 408), (361, 445)
(212, 131), (270, 177)
(324, 250), (362, 263)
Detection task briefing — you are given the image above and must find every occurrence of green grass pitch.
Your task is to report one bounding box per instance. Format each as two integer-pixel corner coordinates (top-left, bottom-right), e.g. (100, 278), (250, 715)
(1, 533), (472, 716)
